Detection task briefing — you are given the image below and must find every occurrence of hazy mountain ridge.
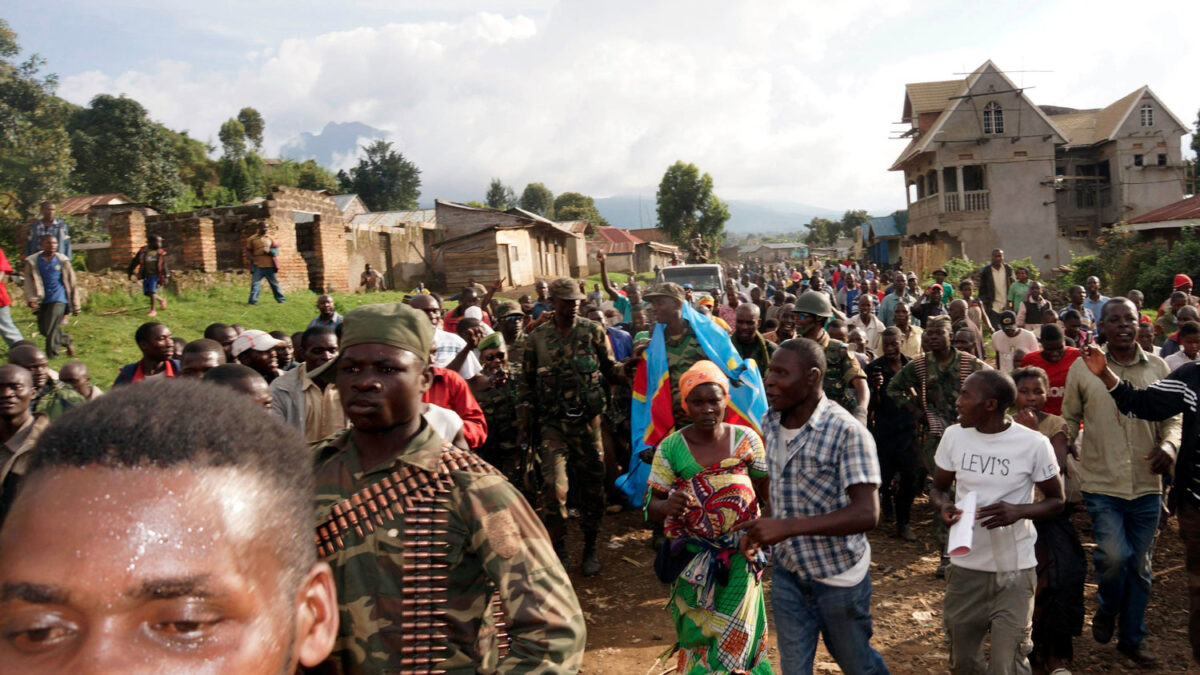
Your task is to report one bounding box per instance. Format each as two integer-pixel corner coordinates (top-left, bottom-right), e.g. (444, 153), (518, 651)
(593, 195), (842, 234)
(280, 121), (388, 168)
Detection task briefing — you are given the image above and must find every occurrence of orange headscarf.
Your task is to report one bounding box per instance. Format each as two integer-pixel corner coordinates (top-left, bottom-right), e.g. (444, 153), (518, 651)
(679, 360), (730, 416)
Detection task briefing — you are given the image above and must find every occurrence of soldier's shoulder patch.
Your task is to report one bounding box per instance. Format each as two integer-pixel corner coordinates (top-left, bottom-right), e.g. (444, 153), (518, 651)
(482, 510), (522, 559)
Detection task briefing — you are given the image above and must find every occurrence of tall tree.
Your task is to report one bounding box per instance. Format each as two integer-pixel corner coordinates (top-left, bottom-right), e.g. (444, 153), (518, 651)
(217, 118), (247, 160)
(655, 161), (730, 245)
(518, 182), (554, 218)
(0, 20), (74, 243)
(839, 209), (870, 239)
(485, 178), (516, 210)
(341, 140), (421, 211)
(237, 107), (264, 151)
(553, 192), (609, 229)
(804, 217), (838, 246)
(68, 94), (187, 211)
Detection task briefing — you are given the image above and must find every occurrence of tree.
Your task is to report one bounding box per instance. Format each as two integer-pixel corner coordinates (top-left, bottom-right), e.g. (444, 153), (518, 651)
(804, 217), (838, 246)
(655, 161), (730, 245)
(268, 158), (339, 193)
(518, 182), (554, 218)
(340, 140), (421, 211)
(219, 153), (267, 203)
(839, 209), (870, 239)
(68, 94), (187, 211)
(485, 178), (516, 210)
(0, 20), (74, 246)
(553, 191), (609, 229)
(237, 107), (264, 151)
(217, 118), (247, 160)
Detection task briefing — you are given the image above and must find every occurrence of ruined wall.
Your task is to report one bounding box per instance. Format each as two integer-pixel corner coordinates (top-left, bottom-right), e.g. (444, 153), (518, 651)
(345, 222), (428, 291)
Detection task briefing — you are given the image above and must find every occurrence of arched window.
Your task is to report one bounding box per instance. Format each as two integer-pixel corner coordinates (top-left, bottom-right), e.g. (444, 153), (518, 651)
(983, 101), (1004, 135)
(1139, 103), (1153, 127)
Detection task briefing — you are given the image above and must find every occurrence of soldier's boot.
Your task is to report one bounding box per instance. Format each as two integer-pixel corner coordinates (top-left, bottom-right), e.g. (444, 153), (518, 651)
(548, 525), (569, 566)
(581, 532), (601, 577)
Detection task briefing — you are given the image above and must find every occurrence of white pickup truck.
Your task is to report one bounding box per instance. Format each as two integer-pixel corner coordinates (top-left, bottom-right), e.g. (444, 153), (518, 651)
(655, 264), (726, 298)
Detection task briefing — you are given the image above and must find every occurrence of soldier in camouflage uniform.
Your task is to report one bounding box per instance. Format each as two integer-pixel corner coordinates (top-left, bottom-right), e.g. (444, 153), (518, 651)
(493, 299), (527, 375)
(886, 315), (989, 575)
(518, 278), (616, 577)
(470, 331), (534, 502)
(792, 290), (870, 424)
(312, 302), (585, 674)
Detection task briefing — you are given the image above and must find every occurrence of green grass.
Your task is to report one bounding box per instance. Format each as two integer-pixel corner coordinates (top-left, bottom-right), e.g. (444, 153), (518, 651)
(13, 284), (427, 383)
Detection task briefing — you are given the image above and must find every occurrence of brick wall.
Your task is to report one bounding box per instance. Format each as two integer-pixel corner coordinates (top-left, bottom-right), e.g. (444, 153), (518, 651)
(107, 186), (350, 293)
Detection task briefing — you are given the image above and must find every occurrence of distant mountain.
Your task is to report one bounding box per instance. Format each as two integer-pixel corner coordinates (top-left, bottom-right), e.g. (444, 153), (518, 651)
(593, 195), (841, 235)
(280, 121), (387, 168)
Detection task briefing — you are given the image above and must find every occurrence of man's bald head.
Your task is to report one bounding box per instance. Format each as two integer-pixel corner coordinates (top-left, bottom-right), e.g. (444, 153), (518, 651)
(59, 360), (88, 381)
(948, 299), (968, 321)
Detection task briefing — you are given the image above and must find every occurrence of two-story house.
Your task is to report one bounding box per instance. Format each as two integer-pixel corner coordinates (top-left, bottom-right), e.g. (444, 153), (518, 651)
(891, 60), (1187, 273)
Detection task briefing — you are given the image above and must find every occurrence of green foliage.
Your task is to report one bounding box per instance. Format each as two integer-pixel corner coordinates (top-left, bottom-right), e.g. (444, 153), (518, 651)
(0, 20), (74, 248)
(655, 160), (730, 245)
(237, 107), (264, 151)
(218, 117), (247, 160)
(839, 209), (870, 239)
(553, 192), (609, 228)
(68, 94), (188, 211)
(518, 182), (554, 218)
(218, 153), (268, 203)
(1058, 229), (1200, 308)
(935, 257), (980, 287)
(339, 140), (421, 211)
(804, 217), (838, 246)
(485, 178), (516, 210)
(267, 158), (339, 193)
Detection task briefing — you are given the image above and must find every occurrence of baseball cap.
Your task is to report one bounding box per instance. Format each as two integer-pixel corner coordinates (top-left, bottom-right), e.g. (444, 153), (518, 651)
(231, 329), (282, 358)
(999, 310), (1017, 328)
(1175, 274), (1193, 290)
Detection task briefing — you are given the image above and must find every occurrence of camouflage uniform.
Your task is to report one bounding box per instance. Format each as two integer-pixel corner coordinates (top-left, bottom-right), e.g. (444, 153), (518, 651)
(812, 330), (867, 414)
(663, 323), (709, 426)
(886, 347), (989, 548)
(34, 381), (86, 420)
(475, 364), (532, 501)
(519, 314), (615, 545)
(313, 424), (585, 674)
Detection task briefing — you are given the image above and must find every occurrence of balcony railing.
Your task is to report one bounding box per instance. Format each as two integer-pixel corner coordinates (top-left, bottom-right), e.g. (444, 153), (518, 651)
(945, 189), (989, 213)
(910, 194), (940, 221)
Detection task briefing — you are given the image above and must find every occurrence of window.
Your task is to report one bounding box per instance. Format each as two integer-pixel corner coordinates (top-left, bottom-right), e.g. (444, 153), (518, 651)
(982, 101), (1004, 135)
(942, 167), (958, 193)
(926, 169), (938, 195)
(962, 165), (986, 191)
(1140, 104), (1153, 127)
(1158, 154), (1168, 166)
(1133, 154), (1143, 167)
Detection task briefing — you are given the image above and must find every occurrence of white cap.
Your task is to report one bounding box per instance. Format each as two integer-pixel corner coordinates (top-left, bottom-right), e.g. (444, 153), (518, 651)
(231, 329), (283, 358)
(464, 306), (483, 320)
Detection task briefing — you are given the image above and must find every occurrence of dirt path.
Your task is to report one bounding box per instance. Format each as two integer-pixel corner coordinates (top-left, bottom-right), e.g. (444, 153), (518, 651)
(563, 496), (1196, 674)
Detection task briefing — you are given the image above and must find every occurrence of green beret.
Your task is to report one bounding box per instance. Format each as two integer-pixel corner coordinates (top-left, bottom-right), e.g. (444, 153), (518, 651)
(478, 331), (505, 351)
(309, 303), (433, 383)
(644, 283), (685, 303)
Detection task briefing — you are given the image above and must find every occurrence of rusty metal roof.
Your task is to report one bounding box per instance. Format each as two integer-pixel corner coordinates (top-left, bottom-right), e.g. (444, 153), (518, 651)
(1125, 195), (1200, 225)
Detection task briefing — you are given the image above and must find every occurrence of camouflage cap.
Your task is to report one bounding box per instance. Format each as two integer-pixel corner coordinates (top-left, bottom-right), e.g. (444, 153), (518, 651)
(548, 278), (586, 300)
(495, 299), (524, 318)
(309, 303), (433, 382)
(643, 282), (686, 303)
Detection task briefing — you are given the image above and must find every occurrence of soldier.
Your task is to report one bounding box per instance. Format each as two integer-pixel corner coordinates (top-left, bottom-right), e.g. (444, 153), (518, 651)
(493, 299), (527, 374)
(685, 233), (710, 264)
(886, 315), (990, 576)
(519, 278), (616, 576)
(791, 290), (870, 424)
(312, 302), (585, 673)
(470, 331), (531, 501)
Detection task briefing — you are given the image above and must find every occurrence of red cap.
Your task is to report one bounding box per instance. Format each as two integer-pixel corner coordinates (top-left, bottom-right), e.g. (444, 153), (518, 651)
(1175, 274), (1193, 289)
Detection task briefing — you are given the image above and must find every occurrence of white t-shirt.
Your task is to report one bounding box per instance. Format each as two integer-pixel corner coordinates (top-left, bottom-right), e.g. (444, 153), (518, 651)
(934, 421), (1059, 572)
(992, 328), (1039, 371)
(1165, 350), (1199, 371)
(433, 329), (482, 379)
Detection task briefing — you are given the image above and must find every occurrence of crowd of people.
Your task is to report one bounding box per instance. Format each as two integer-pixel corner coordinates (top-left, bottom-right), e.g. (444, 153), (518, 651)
(3, 234), (1200, 674)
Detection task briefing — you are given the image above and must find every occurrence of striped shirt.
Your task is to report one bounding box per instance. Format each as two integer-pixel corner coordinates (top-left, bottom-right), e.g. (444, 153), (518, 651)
(763, 396), (881, 581)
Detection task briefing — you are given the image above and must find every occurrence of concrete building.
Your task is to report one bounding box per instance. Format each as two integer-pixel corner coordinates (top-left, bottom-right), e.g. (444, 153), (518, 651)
(891, 60), (1188, 274)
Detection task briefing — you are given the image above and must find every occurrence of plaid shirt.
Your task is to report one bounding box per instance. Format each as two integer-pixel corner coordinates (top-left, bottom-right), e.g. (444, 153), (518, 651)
(763, 396), (881, 580)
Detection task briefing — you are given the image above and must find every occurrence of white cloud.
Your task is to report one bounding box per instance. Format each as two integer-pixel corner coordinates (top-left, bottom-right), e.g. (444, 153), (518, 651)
(56, 0), (1199, 215)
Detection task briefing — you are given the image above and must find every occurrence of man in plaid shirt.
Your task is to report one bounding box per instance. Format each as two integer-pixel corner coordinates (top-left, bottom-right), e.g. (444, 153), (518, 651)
(740, 337), (889, 674)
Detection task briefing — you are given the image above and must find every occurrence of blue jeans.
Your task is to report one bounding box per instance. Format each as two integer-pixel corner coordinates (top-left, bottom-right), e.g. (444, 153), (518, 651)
(1082, 492), (1160, 648)
(248, 266), (285, 304)
(772, 565), (890, 674)
(0, 305), (23, 345)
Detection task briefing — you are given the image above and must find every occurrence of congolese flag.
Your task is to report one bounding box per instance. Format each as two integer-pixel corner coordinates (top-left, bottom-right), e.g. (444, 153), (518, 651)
(616, 302), (769, 506)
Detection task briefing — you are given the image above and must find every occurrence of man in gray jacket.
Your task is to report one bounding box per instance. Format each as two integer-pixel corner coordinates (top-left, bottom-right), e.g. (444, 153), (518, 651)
(268, 326), (343, 442)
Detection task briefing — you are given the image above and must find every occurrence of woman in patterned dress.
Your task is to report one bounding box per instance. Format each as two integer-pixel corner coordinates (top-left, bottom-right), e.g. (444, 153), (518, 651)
(647, 361), (773, 674)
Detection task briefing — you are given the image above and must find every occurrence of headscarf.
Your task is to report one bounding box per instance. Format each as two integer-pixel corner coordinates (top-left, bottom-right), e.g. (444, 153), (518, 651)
(679, 360), (730, 417)
(477, 331), (505, 352)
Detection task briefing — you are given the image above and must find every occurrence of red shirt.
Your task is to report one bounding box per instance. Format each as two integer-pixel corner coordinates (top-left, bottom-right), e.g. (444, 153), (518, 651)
(0, 248), (12, 307)
(422, 366), (488, 449)
(1020, 347), (1081, 416)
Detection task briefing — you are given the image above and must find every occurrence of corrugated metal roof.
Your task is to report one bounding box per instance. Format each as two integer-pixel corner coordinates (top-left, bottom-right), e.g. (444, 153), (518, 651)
(350, 209), (437, 228)
(58, 193), (131, 216)
(332, 194), (360, 212)
(865, 215), (904, 240)
(1125, 195), (1200, 225)
(627, 227), (672, 243)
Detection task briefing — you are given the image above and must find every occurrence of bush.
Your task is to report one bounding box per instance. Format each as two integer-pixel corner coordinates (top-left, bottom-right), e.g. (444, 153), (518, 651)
(1058, 228), (1200, 308)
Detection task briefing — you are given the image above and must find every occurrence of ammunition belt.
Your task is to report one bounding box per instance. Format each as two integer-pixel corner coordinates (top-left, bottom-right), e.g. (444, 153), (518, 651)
(315, 446), (512, 672)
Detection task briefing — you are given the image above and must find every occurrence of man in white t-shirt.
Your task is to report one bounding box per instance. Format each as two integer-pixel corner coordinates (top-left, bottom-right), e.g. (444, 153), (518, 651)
(930, 370), (1064, 675)
(992, 310), (1040, 372)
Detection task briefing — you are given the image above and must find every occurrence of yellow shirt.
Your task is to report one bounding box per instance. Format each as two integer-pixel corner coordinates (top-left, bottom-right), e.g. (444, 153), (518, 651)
(895, 324), (924, 360)
(302, 368), (348, 443)
(1061, 346), (1181, 500)
(248, 234), (276, 268)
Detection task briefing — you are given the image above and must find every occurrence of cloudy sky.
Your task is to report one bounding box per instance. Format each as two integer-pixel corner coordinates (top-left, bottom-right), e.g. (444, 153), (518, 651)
(8, 1), (1198, 213)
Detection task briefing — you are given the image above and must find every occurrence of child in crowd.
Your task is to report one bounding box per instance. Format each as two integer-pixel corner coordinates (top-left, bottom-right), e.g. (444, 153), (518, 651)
(127, 234), (169, 317)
